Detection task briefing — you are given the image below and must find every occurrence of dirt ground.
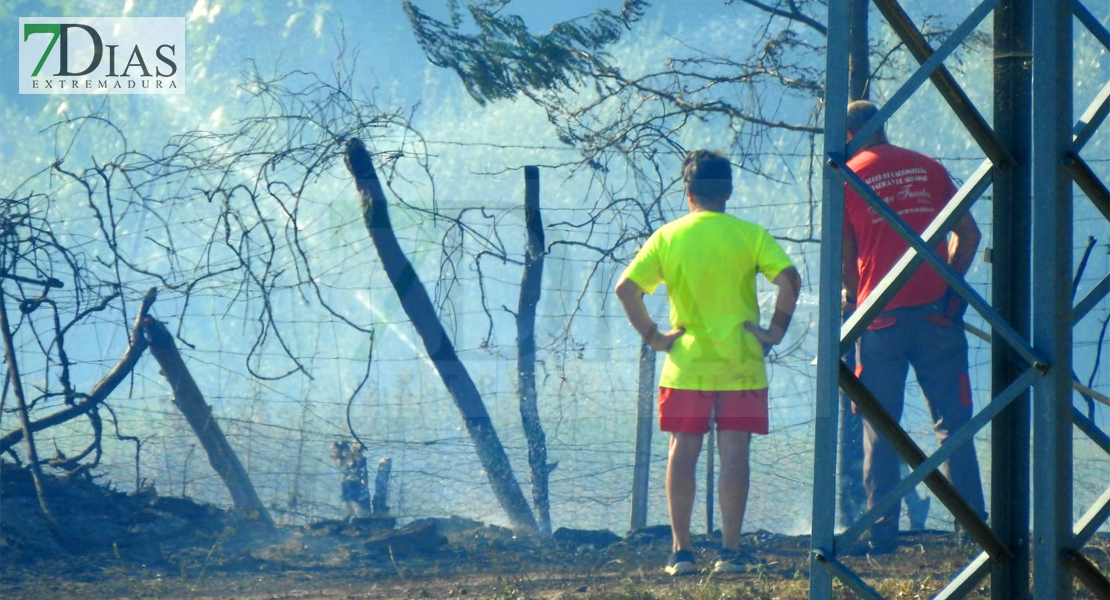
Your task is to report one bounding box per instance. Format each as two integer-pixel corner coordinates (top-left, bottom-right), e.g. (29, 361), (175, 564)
(2, 463), (1107, 600)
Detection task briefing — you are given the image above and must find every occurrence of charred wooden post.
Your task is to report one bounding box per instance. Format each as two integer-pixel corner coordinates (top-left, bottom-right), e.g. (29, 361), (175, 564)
(0, 281), (58, 525)
(143, 317), (274, 528)
(517, 166), (554, 536)
(372, 457), (392, 515)
(344, 137), (538, 533)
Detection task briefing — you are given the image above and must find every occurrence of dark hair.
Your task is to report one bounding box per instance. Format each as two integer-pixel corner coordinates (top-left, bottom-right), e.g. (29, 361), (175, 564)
(682, 150), (732, 207)
(846, 100), (888, 145)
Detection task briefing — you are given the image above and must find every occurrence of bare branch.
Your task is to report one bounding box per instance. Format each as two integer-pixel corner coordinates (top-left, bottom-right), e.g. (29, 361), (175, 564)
(728, 0), (828, 35)
(0, 289), (156, 455)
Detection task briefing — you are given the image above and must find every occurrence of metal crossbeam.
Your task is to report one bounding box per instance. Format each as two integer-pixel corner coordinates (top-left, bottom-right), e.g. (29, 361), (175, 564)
(870, 0), (1016, 168)
(1074, 274), (1110, 324)
(1073, 485), (1110, 545)
(1062, 153), (1110, 220)
(935, 553), (991, 600)
(1073, 0), (1110, 51)
(847, 0), (1001, 159)
(837, 362), (1010, 560)
(813, 551), (886, 600)
(1068, 549), (1110, 599)
(1072, 80), (1110, 149)
(836, 367), (1036, 552)
(964, 322), (1110, 415)
(1073, 408), (1110, 454)
(1068, 488), (1108, 600)
(1074, 380), (1110, 408)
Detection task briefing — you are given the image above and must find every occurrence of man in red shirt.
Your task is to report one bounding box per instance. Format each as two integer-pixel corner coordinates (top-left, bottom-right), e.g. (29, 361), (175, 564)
(842, 100), (986, 553)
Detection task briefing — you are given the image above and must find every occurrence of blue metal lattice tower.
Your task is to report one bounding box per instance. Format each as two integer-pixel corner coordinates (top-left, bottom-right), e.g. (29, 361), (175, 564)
(811, 1), (1110, 599)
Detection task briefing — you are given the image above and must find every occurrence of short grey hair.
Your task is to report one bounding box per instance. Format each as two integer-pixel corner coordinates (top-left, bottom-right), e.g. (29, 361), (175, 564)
(846, 100), (888, 145)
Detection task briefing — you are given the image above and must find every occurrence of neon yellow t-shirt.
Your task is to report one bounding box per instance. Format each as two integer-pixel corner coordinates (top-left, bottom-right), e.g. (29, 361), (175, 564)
(621, 211), (794, 391)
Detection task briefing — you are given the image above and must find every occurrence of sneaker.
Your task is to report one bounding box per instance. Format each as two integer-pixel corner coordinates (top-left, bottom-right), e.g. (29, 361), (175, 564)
(664, 549), (697, 576)
(713, 547), (763, 573)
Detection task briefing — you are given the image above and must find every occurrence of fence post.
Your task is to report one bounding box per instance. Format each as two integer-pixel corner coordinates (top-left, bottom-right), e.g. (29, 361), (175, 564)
(630, 343), (655, 530)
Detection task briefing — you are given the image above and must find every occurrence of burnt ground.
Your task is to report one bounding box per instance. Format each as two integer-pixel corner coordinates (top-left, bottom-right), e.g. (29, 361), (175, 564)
(2, 463), (1107, 600)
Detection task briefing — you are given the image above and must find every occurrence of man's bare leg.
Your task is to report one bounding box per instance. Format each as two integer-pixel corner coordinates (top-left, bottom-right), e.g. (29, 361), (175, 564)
(716, 430), (751, 551)
(667, 432), (704, 552)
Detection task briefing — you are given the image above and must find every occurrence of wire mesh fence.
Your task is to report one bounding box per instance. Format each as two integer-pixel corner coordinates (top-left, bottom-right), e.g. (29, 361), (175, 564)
(5, 164), (1105, 536)
(1, 55), (1106, 539)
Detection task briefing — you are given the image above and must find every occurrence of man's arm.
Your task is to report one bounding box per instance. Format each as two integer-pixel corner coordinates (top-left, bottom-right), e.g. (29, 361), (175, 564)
(614, 276), (684, 352)
(947, 213), (981, 276)
(744, 266), (801, 346)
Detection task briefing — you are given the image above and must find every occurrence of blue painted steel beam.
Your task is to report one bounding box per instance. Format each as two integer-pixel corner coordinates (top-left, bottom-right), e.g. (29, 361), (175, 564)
(935, 553), (991, 600)
(836, 368), (1037, 552)
(1067, 485), (1109, 595)
(1031, 0), (1076, 596)
(812, 551), (886, 600)
(869, 0), (1016, 168)
(837, 362), (1010, 559)
(847, 0), (1002, 158)
(810, 0), (850, 597)
(1074, 274), (1110, 324)
(1072, 407), (1110, 454)
(1069, 550), (1110, 599)
(829, 153), (1047, 370)
(1072, 80), (1110, 149)
(1073, 485), (1110, 545)
(991, 1), (1033, 596)
(1072, 0), (1110, 51)
(1062, 153), (1110, 220)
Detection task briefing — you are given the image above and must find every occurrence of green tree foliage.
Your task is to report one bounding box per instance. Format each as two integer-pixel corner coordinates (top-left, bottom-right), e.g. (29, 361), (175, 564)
(403, 0), (839, 184)
(403, 0), (648, 105)
(404, 1), (973, 182)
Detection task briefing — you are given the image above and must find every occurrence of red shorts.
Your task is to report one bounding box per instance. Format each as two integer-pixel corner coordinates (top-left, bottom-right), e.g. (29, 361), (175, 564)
(658, 387), (769, 434)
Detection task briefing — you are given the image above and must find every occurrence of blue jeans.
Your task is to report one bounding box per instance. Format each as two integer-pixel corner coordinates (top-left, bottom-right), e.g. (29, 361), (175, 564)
(856, 298), (986, 540)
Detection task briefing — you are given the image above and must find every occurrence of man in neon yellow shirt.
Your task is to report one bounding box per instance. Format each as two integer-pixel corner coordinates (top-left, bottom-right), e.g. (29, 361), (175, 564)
(616, 150), (801, 575)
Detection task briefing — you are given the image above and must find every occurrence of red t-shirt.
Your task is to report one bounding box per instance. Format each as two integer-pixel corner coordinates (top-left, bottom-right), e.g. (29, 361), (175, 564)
(844, 143), (956, 311)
